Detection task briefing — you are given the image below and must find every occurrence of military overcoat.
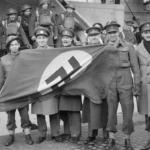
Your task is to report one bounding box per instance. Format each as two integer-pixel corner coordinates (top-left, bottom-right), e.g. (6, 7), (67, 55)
(136, 41), (150, 115)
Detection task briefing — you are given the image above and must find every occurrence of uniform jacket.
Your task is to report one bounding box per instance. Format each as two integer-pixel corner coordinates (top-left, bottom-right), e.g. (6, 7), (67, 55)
(108, 40), (140, 92)
(1, 53), (18, 80)
(29, 7), (58, 39)
(136, 41), (150, 115)
(0, 20), (31, 49)
(31, 46), (58, 115)
(122, 29), (137, 45)
(1, 53), (18, 95)
(21, 15), (32, 45)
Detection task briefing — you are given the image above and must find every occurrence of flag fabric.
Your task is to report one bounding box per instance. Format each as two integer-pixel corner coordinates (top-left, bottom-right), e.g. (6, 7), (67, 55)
(0, 44), (119, 111)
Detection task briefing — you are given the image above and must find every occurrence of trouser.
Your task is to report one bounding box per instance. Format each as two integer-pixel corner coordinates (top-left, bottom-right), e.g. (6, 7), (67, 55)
(106, 86), (134, 134)
(60, 111), (81, 137)
(145, 115), (150, 132)
(6, 106), (31, 135)
(37, 113), (60, 137)
(7, 106), (31, 131)
(88, 100), (108, 137)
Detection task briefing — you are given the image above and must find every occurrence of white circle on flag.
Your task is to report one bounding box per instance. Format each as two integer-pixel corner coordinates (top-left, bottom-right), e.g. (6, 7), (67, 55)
(37, 50), (93, 94)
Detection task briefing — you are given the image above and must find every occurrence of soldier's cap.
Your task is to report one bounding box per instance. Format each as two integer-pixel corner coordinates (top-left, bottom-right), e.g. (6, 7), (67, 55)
(34, 26), (50, 37)
(92, 22), (103, 31)
(86, 26), (101, 36)
(7, 8), (18, 15)
(139, 22), (150, 32)
(39, 0), (50, 6)
(104, 20), (120, 33)
(66, 4), (75, 10)
(21, 4), (32, 12)
(61, 28), (74, 37)
(125, 20), (134, 26)
(6, 35), (20, 47)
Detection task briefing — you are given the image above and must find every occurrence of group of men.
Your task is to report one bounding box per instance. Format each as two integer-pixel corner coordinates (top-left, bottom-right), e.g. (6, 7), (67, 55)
(0, 1), (150, 150)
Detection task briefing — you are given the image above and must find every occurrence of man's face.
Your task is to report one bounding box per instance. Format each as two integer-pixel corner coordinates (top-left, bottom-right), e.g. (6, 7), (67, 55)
(9, 14), (17, 21)
(9, 40), (20, 55)
(107, 31), (119, 44)
(42, 3), (49, 9)
(36, 35), (49, 47)
(24, 9), (31, 16)
(125, 24), (134, 32)
(141, 30), (150, 41)
(87, 34), (101, 45)
(67, 8), (73, 13)
(62, 36), (73, 47)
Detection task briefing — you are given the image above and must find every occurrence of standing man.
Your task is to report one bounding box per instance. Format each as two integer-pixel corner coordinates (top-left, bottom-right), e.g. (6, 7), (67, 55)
(104, 21), (140, 150)
(136, 22), (150, 150)
(29, 0), (57, 47)
(31, 26), (61, 143)
(20, 4), (33, 47)
(82, 25), (108, 143)
(55, 4), (84, 47)
(86, 25), (104, 45)
(1, 8), (31, 50)
(122, 20), (137, 46)
(59, 28), (82, 143)
(1, 35), (34, 146)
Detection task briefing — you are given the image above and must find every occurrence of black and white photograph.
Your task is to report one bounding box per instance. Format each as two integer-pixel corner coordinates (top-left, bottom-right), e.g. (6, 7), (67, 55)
(0, 0), (149, 150)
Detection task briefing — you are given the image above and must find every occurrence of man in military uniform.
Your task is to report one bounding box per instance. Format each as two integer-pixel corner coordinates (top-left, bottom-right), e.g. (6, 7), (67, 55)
(1, 8), (31, 50)
(136, 22), (150, 150)
(104, 21), (140, 150)
(1, 35), (33, 146)
(86, 25), (104, 45)
(20, 4), (33, 47)
(59, 28), (82, 143)
(82, 25), (108, 143)
(29, 0), (57, 47)
(31, 26), (61, 143)
(55, 4), (84, 47)
(122, 20), (137, 45)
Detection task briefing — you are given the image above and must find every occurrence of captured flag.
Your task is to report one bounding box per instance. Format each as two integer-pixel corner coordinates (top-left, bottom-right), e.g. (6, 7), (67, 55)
(0, 44), (119, 111)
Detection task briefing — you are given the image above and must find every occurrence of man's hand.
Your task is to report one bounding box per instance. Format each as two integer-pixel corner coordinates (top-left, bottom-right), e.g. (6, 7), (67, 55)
(133, 83), (141, 97)
(31, 36), (36, 41)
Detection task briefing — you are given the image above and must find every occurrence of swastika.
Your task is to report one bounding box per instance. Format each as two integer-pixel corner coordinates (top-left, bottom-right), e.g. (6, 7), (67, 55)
(45, 56), (81, 85)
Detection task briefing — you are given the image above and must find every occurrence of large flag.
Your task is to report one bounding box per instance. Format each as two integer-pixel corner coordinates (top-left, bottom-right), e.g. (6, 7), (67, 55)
(0, 44), (119, 111)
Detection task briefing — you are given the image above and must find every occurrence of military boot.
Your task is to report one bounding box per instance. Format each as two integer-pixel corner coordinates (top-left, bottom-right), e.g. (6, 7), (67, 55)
(107, 138), (119, 150)
(70, 136), (80, 144)
(124, 139), (134, 150)
(60, 133), (71, 141)
(51, 135), (63, 142)
(103, 129), (109, 142)
(25, 134), (34, 145)
(36, 136), (46, 144)
(4, 135), (15, 146)
(85, 136), (96, 143)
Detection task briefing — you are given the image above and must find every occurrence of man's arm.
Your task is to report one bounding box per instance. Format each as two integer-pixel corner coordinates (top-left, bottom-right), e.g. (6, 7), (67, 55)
(129, 44), (141, 96)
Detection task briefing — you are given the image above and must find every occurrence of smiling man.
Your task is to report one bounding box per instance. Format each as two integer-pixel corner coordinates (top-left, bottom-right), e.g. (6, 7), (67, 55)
(104, 20), (140, 150)
(32, 26), (62, 143)
(59, 28), (82, 143)
(1, 35), (34, 146)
